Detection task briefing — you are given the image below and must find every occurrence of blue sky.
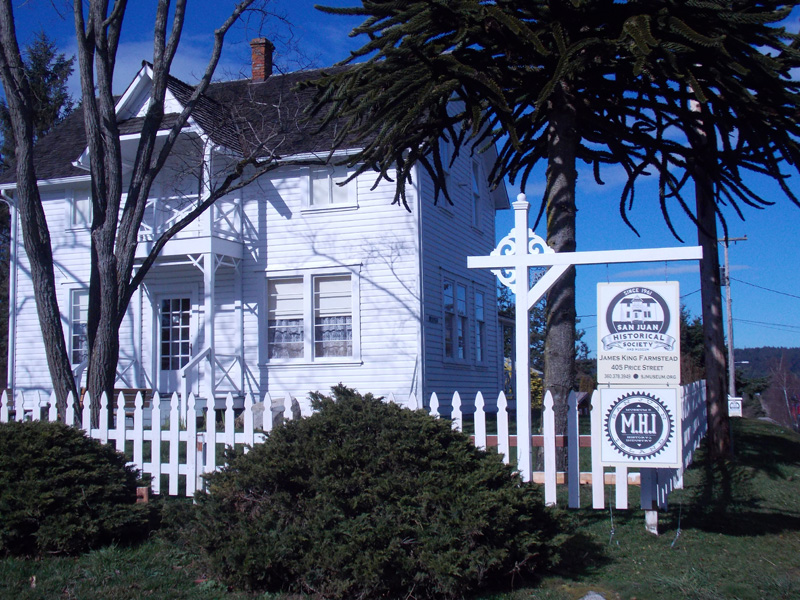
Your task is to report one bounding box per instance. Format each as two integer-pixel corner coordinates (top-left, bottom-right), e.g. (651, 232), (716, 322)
(8, 1), (800, 354)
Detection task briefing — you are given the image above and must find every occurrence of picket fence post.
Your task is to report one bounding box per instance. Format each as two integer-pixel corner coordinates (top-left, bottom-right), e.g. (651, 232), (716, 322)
(590, 390), (604, 509)
(567, 391), (580, 508)
(497, 391), (509, 464)
(0, 390), (8, 422)
(151, 392), (162, 495)
(543, 390), (556, 506)
(186, 393), (198, 497)
(429, 392), (440, 417)
(451, 392), (462, 431)
(474, 392), (486, 450)
(48, 392), (58, 422)
(168, 392), (180, 496)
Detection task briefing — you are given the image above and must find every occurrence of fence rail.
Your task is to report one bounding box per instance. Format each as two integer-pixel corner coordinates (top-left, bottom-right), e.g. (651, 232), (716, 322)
(0, 381), (706, 509)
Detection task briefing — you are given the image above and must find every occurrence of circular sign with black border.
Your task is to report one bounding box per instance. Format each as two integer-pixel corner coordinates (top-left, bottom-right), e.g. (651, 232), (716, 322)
(605, 391), (674, 459)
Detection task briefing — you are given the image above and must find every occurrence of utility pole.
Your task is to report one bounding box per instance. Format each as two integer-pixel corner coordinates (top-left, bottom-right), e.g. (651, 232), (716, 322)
(718, 235), (747, 398)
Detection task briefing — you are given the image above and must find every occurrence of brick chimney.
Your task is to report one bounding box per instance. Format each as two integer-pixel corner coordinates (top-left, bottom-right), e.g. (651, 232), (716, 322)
(250, 38), (274, 82)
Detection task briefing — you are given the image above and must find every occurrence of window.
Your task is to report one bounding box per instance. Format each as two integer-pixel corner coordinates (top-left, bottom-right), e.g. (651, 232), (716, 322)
(267, 272), (357, 362)
(443, 281), (454, 357)
(268, 278), (304, 359)
(437, 139), (454, 200)
(443, 279), (468, 360)
(308, 165), (356, 207)
(456, 283), (467, 359)
(471, 159), (482, 229)
(475, 291), (485, 362)
(160, 298), (191, 371)
(70, 289), (89, 364)
(314, 276), (352, 357)
(71, 189), (92, 228)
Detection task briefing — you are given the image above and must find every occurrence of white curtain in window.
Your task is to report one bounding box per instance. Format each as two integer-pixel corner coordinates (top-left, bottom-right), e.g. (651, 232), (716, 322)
(268, 278), (304, 358)
(314, 275), (352, 357)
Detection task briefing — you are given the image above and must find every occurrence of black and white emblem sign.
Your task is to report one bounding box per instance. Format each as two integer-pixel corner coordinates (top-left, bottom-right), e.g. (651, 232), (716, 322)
(603, 287), (675, 352)
(600, 388), (681, 467)
(597, 282), (680, 385)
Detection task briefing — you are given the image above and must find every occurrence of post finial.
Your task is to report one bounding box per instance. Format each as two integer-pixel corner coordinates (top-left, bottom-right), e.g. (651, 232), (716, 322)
(513, 193), (529, 211)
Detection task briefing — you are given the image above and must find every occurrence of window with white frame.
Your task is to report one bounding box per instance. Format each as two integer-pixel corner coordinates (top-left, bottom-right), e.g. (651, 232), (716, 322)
(443, 279), (468, 360)
(475, 291), (485, 362)
(71, 189), (92, 228)
(70, 289), (89, 364)
(267, 278), (304, 359)
(314, 275), (352, 358)
(308, 165), (357, 207)
(267, 272), (356, 361)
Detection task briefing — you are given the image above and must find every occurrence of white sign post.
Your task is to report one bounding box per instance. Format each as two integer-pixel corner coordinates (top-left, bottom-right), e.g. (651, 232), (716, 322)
(467, 193), (702, 487)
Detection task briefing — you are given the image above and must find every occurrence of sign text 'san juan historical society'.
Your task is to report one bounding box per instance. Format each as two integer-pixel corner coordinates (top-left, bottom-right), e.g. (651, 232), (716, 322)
(597, 282), (680, 385)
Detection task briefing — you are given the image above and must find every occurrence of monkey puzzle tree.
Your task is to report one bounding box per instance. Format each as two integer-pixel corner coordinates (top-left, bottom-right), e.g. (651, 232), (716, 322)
(306, 0), (800, 461)
(617, 0), (800, 458)
(305, 0), (663, 468)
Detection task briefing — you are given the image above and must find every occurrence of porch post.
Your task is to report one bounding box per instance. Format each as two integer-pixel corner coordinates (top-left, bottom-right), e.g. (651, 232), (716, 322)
(204, 253), (215, 411)
(513, 196), (533, 481)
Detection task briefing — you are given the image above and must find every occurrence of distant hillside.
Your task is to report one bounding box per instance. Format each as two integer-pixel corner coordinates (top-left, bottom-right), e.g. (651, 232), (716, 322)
(735, 347), (800, 429)
(735, 347), (800, 379)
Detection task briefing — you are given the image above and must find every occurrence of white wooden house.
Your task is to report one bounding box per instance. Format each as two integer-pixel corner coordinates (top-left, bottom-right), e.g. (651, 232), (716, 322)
(0, 41), (508, 415)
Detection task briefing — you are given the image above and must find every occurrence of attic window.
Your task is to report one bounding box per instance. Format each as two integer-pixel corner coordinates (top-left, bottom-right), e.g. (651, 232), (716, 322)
(71, 189), (92, 228)
(306, 165), (357, 209)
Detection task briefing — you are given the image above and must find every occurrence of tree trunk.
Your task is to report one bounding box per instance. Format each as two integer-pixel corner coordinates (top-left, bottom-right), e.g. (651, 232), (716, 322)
(0, 3), (77, 418)
(543, 84), (578, 471)
(696, 174), (731, 460)
(689, 99), (732, 461)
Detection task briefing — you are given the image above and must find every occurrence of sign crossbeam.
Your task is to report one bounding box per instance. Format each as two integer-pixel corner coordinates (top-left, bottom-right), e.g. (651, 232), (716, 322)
(468, 193), (703, 486)
(468, 245), (702, 270)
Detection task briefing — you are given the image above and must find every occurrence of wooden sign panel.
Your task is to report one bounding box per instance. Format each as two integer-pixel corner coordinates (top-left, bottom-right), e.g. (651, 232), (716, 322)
(600, 387), (682, 468)
(597, 282), (681, 386)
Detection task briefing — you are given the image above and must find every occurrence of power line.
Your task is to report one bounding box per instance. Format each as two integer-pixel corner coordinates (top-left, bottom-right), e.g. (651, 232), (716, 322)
(680, 288), (701, 299)
(734, 318), (800, 333)
(730, 277), (800, 301)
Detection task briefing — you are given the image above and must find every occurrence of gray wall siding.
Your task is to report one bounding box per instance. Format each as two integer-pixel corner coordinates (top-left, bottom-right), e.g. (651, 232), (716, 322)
(418, 154), (503, 412)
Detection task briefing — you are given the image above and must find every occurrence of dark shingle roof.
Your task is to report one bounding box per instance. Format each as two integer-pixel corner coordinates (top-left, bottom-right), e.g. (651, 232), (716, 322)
(0, 108), (87, 184)
(0, 65), (354, 186)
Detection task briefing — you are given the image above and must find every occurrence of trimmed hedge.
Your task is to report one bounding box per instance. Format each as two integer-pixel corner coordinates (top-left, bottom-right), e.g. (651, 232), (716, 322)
(191, 385), (561, 599)
(0, 420), (151, 557)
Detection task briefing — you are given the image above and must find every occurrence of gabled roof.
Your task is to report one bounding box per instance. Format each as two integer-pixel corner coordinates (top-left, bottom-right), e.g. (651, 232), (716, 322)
(0, 64), (352, 186)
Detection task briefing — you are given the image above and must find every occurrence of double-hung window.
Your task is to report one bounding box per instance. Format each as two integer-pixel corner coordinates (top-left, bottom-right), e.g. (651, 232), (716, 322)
(70, 289), (89, 364)
(70, 189), (92, 228)
(471, 159), (483, 229)
(475, 291), (485, 362)
(267, 278), (304, 359)
(314, 276), (352, 358)
(267, 272), (357, 362)
(307, 165), (357, 208)
(443, 279), (468, 360)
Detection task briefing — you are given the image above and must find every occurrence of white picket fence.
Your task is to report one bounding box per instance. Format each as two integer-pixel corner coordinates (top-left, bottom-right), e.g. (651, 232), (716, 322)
(0, 381), (707, 508)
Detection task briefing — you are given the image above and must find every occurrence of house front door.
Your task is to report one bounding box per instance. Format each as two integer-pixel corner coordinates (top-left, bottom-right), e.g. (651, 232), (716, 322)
(158, 296), (193, 394)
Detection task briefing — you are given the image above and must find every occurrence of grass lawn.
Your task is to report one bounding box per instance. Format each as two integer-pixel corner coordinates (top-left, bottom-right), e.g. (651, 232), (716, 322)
(1, 418), (798, 600)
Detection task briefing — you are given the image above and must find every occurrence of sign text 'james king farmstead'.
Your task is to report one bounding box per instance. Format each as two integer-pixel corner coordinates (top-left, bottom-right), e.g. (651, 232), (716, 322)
(597, 282), (681, 385)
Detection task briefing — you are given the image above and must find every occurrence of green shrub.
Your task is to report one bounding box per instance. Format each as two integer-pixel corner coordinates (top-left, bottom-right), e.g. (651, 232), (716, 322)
(191, 385), (561, 599)
(0, 420), (151, 557)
